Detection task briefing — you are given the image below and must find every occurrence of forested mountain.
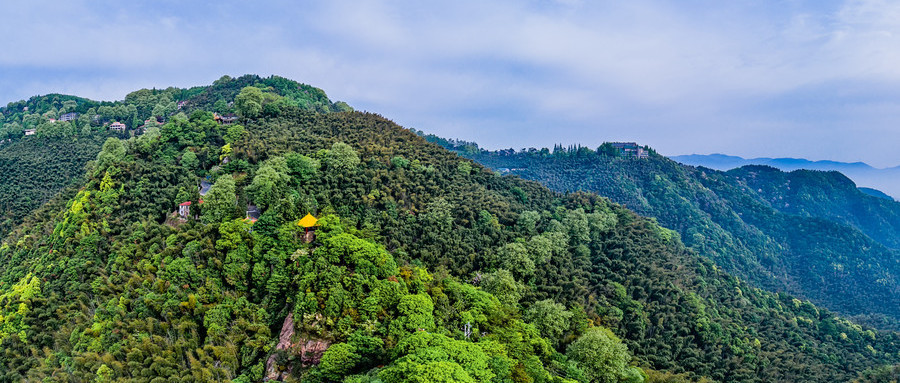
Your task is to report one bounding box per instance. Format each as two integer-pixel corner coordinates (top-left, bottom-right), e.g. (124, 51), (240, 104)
(0, 135), (107, 238)
(0, 77), (899, 382)
(672, 153), (900, 201)
(434, 140), (900, 329)
(0, 75), (352, 239)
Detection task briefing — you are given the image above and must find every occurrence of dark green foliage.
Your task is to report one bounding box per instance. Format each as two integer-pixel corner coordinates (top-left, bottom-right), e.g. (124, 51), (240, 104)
(449, 143), (900, 325)
(0, 79), (898, 383)
(0, 134), (107, 237)
(853, 364), (900, 383)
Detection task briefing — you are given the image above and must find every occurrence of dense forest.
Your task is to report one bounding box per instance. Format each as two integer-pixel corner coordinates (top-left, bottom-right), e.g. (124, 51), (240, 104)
(0, 135), (107, 238)
(433, 140), (900, 330)
(0, 76), (898, 382)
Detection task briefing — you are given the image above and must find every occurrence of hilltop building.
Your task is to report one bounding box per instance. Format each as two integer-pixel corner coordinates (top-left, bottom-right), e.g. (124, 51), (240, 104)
(60, 112), (77, 122)
(213, 113), (238, 125)
(109, 122), (126, 132)
(608, 142), (649, 159)
(24, 129), (36, 136)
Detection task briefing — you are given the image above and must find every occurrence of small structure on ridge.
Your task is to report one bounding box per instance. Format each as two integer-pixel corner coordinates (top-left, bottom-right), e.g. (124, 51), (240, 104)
(246, 204), (261, 223)
(178, 201), (191, 219)
(298, 214), (319, 243)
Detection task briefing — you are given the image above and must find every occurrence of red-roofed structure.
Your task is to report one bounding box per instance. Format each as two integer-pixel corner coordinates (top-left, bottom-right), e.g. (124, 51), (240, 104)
(178, 201), (191, 218)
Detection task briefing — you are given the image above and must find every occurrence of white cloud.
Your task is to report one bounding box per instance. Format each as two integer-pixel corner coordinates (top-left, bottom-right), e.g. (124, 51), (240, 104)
(1, 0), (899, 166)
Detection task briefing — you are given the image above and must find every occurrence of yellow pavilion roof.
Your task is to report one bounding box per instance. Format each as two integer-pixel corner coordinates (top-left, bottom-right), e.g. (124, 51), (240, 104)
(298, 213), (318, 228)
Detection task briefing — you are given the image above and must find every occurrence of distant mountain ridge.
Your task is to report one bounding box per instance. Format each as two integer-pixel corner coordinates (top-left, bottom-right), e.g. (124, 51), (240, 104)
(673, 153), (900, 200)
(426, 136), (900, 328)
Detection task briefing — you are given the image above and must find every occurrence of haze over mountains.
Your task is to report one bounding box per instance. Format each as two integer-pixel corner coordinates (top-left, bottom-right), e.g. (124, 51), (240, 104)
(429, 137), (900, 327)
(672, 153), (900, 201)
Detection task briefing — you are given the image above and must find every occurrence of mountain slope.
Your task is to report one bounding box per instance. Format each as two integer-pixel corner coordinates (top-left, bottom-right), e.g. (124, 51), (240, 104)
(439, 142), (900, 325)
(0, 79), (898, 382)
(672, 153), (900, 201)
(726, 165), (900, 249)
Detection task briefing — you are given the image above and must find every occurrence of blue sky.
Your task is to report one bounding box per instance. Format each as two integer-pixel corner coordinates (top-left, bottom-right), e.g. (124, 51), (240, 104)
(2, 0), (900, 167)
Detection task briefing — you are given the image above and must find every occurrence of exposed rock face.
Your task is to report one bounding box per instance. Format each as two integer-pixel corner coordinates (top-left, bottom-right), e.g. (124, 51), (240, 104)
(264, 313), (331, 381)
(298, 339), (330, 367)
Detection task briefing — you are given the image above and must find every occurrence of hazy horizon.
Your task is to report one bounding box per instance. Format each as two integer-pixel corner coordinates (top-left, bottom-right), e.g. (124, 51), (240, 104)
(3, 0), (900, 167)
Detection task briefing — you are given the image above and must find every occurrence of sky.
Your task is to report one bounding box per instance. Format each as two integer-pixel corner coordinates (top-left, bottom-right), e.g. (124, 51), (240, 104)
(2, 0), (900, 167)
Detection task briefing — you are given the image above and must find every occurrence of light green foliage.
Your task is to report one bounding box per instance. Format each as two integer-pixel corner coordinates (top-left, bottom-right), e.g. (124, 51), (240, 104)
(652, 223), (679, 244)
(564, 209), (591, 245)
(381, 332), (494, 383)
(135, 126), (161, 153)
(567, 327), (641, 383)
(202, 175), (237, 224)
(382, 360), (475, 383)
(94, 364), (114, 382)
(224, 124), (246, 144)
(235, 86), (264, 118)
(160, 113), (205, 147)
(395, 294), (436, 333)
(457, 161), (473, 175)
(391, 156), (410, 169)
(220, 143), (233, 161)
(334, 101), (354, 112)
(162, 257), (200, 287)
(293, 228), (405, 340)
(480, 269), (525, 307)
(246, 161), (290, 210)
(95, 137), (126, 171)
(517, 210), (541, 236)
(319, 232), (399, 278)
(0, 274), (41, 343)
(327, 141), (361, 171)
(587, 207), (618, 237)
(318, 343), (361, 381)
(498, 242), (534, 280)
(524, 300), (573, 347)
(180, 150), (199, 171)
(0, 121), (22, 139)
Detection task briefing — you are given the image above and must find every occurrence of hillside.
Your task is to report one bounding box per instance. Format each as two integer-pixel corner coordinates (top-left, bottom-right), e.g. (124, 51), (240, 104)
(672, 153), (900, 201)
(436, 141), (900, 327)
(0, 75), (353, 239)
(726, 165), (900, 249)
(0, 78), (899, 382)
(0, 135), (107, 238)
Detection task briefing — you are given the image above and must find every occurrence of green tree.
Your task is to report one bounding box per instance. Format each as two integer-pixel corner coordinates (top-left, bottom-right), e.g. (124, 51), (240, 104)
(567, 326), (642, 383)
(497, 242), (535, 281)
(202, 175), (237, 224)
(391, 156), (410, 169)
(380, 332), (495, 383)
(95, 137), (126, 172)
(395, 294), (436, 334)
(224, 124), (246, 144)
(235, 86), (264, 118)
(326, 142), (360, 171)
(480, 269), (524, 307)
(181, 150), (199, 171)
(524, 299), (573, 347)
(317, 343), (360, 380)
(246, 163), (289, 210)
(285, 152), (320, 181)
